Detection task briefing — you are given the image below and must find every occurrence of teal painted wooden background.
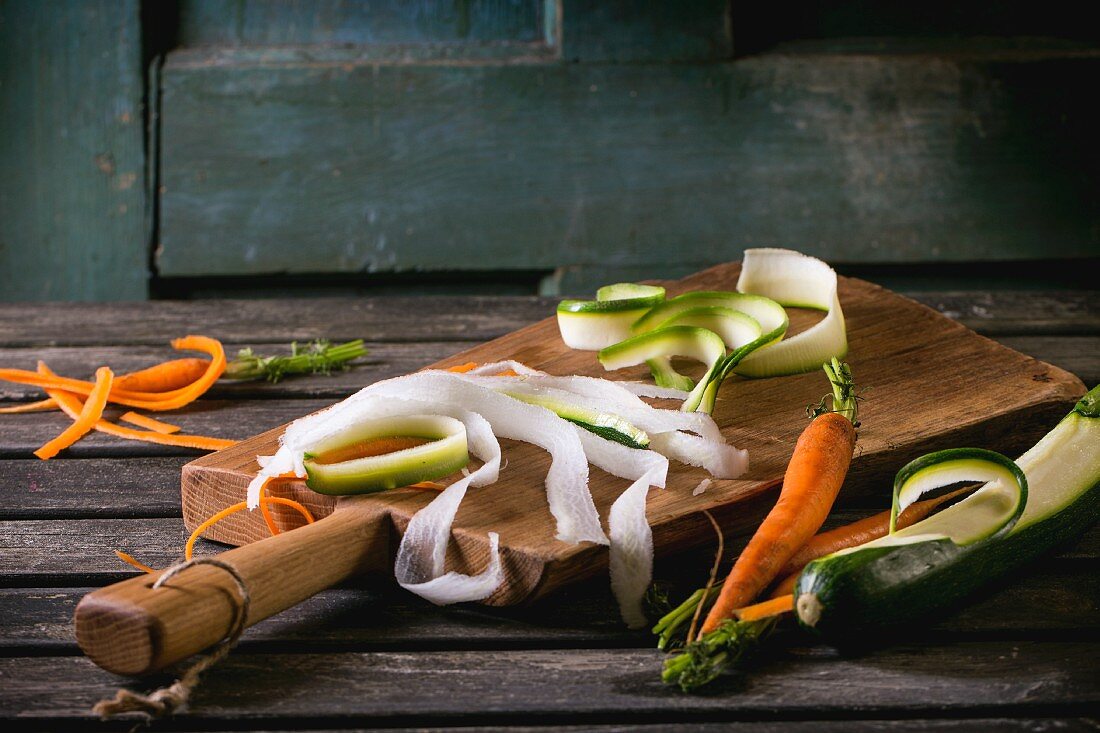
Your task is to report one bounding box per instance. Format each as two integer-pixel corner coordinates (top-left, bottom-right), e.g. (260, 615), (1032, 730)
(0, 0), (147, 300)
(1, 1), (1097, 300)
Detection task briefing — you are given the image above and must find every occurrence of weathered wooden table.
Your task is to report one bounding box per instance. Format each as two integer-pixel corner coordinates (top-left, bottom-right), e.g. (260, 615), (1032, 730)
(1, 291), (1097, 731)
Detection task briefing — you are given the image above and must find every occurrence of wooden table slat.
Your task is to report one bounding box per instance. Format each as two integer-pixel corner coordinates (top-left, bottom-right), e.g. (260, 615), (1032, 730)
(3, 642), (1098, 723)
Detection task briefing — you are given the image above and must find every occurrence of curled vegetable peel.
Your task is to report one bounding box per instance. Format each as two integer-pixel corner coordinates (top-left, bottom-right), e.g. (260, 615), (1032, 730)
(248, 364), (748, 620)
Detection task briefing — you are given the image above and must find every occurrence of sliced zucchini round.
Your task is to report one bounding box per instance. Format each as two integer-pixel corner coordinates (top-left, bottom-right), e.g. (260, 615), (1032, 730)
(303, 414), (469, 495)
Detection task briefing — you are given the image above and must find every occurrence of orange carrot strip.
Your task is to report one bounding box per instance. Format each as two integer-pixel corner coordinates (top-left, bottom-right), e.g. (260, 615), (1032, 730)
(735, 594), (794, 622)
(115, 550), (155, 574)
(0, 398), (58, 414)
(700, 411), (856, 636)
(33, 367), (114, 460)
(445, 362), (478, 373)
(42, 371), (236, 452)
(264, 496), (316, 524)
(119, 411), (182, 434)
(185, 496), (316, 559)
(405, 481), (446, 492)
(311, 435), (429, 465)
(185, 501), (249, 560)
(0, 359), (208, 415)
(441, 362), (516, 376)
(113, 357), (211, 393)
(2, 336), (226, 411)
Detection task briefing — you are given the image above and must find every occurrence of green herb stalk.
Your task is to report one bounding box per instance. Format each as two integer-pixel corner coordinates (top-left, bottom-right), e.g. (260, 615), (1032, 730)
(223, 339), (367, 383)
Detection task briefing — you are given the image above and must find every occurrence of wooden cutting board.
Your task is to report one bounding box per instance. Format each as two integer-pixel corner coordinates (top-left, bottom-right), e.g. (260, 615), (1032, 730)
(181, 262), (1084, 606)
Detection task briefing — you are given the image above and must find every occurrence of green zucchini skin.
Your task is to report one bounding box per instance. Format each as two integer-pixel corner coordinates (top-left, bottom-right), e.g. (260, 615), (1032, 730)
(795, 476), (1100, 638)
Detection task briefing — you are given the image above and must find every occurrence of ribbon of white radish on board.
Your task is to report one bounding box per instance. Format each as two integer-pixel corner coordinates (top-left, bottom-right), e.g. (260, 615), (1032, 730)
(247, 363), (753, 622)
(468, 376), (746, 480)
(608, 468), (662, 628)
(733, 248), (847, 378)
(361, 372), (608, 545)
(394, 407), (505, 604)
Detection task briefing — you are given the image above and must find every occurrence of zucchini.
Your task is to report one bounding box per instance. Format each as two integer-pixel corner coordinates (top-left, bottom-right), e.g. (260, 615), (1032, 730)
(502, 391), (650, 449)
(733, 248), (847, 378)
(598, 326), (727, 413)
(795, 385), (1100, 637)
(631, 291), (788, 342)
(640, 306), (763, 394)
(303, 414), (470, 495)
(557, 283), (666, 351)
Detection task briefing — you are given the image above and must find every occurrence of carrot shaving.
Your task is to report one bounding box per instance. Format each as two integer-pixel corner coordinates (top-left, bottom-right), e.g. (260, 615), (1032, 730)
(115, 550), (155, 574)
(119, 411), (181, 434)
(445, 362), (478, 373)
(263, 496), (316, 524)
(40, 365), (236, 452)
(405, 481), (446, 492)
(0, 398), (58, 414)
(441, 362), (517, 377)
(311, 435), (429, 465)
(113, 358), (211, 393)
(117, 494), (315, 572)
(185, 496), (315, 560)
(33, 367), (114, 460)
(734, 594), (794, 622)
(1, 335), (226, 411)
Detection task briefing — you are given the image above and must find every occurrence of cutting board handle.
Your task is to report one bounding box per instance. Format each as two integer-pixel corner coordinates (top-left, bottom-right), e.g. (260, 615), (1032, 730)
(74, 502), (390, 676)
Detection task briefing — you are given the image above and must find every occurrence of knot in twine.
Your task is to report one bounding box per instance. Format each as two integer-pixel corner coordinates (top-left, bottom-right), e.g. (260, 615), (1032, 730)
(92, 558), (250, 720)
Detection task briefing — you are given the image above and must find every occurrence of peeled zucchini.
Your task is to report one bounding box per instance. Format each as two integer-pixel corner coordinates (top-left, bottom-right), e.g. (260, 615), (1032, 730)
(795, 385), (1100, 637)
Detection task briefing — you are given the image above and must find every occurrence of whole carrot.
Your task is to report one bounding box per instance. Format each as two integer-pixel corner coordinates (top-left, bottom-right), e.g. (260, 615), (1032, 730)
(698, 358), (858, 636)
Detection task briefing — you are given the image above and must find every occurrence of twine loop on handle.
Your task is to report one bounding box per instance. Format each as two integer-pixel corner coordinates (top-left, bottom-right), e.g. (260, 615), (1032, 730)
(92, 558), (251, 720)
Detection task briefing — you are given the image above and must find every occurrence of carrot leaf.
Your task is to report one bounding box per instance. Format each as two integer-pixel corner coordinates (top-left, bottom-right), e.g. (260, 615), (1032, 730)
(661, 615), (779, 692)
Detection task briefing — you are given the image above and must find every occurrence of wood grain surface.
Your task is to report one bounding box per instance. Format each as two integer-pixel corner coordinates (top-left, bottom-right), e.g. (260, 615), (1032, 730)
(182, 263), (1084, 605)
(1, 288), (1096, 729)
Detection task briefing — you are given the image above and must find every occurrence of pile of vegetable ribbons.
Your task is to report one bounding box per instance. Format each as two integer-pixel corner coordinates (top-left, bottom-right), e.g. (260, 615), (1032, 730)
(244, 248), (849, 623)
